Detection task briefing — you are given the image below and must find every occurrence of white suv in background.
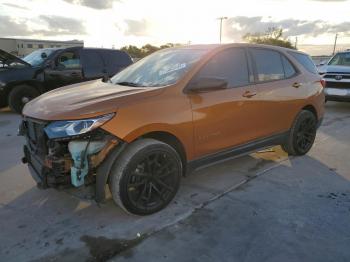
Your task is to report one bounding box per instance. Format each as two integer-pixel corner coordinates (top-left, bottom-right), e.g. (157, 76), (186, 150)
(318, 50), (350, 102)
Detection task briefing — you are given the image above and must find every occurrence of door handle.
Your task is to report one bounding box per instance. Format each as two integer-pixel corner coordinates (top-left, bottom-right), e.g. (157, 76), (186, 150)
(292, 82), (301, 88)
(242, 91), (257, 98)
(71, 72), (79, 76)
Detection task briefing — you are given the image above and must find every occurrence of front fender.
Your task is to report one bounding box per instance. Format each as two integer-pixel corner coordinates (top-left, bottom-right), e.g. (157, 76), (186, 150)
(95, 141), (127, 202)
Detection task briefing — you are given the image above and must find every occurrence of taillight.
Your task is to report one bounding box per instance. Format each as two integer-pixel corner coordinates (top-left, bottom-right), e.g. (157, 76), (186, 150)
(320, 79), (326, 88)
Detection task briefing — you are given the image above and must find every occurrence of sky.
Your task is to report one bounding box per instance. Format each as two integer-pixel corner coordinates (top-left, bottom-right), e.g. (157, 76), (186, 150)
(0, 0), (349, 55)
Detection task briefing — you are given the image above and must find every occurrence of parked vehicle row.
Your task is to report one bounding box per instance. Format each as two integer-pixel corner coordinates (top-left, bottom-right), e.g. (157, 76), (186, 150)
(19, 43), (325, 215)
(0, 47), (132, 113)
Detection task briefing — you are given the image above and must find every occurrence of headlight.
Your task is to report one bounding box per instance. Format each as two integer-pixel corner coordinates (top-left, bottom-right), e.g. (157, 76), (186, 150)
(44, 113), (114, 139)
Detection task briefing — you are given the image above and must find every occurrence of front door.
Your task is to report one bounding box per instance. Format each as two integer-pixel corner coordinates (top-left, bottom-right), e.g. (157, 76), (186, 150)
(44, 50), (83, 90)
(188, 47), (260, 158)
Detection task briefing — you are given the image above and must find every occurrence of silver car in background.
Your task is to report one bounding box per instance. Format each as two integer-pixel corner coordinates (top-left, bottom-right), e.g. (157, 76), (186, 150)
(318, 50), (350, 102)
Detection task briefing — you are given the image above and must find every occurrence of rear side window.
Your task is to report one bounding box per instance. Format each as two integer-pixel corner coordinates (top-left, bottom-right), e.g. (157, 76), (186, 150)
(251, 49), (284, 82)
(281, 55), (296, 78)
(80, 50), (104, 68)
(80, 50), (104, 77)
(288, 52), (318, 74)
(195, 48), (250, 88)
(100, 50), (132, 68)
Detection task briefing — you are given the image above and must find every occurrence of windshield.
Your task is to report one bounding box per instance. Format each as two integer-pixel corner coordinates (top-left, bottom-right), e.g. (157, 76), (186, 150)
(111, 48), (207, 87)
(23, 49), (55, 66)
(328, 52), (350, 67)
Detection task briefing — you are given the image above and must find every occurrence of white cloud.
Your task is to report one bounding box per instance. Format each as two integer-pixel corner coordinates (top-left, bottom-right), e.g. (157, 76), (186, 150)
(0, 0), (349, 50)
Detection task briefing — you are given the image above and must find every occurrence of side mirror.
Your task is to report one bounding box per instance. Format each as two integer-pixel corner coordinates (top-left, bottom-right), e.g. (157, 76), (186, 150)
(102, 73), (111, 83)
(187, 77), (228, 92)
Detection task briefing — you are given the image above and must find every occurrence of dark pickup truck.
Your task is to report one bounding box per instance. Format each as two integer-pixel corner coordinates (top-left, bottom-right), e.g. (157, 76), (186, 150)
(0, 47), (132, 113)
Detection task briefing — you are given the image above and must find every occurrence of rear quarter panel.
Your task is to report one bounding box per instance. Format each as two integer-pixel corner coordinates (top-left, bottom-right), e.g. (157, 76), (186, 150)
(284, 50), (325, 123)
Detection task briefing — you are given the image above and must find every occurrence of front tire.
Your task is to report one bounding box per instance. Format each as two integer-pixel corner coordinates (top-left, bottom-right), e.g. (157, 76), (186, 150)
(8, 85), (40, 114)
(282, 110), (317, 156)
(109, 139), (182, 215)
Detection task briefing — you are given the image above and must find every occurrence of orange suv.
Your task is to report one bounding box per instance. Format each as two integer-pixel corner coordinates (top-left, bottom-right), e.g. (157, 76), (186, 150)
(20, 44), (325, 215)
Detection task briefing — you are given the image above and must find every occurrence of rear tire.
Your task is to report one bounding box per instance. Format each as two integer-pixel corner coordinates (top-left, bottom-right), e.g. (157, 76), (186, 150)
(109, 139), (182, 215)
(8, 85), (40, 114)
(282, 110), (317, 156)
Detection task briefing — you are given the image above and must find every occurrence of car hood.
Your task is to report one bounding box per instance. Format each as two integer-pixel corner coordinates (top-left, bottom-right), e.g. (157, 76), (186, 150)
(319, 65), (350, 74)
(23, 79), (164, 120)
(0, 49), (31, 68)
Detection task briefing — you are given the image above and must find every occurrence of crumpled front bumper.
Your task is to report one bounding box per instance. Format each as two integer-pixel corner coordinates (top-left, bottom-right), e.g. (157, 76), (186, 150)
(20, 118), (125, 201)
(23, 139), (126, 202)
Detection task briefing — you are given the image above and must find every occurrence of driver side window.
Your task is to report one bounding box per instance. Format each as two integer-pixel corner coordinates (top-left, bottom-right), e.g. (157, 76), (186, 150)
(56, 51), (80, 69)
(195, 48), (250, 88)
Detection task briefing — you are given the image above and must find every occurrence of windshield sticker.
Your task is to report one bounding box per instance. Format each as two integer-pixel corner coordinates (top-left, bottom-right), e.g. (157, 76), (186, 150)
(159, 63), (186, 76)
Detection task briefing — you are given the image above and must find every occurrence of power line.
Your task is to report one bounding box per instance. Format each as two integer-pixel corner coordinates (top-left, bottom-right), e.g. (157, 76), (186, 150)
(332, 33), (338, 55)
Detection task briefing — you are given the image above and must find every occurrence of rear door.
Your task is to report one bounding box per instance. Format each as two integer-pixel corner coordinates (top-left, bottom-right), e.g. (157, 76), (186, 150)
(100, 50), (132, 76)
(80, 49), (105, 80)
(188, 47), (260, 157)
(248, 47), (304, 137)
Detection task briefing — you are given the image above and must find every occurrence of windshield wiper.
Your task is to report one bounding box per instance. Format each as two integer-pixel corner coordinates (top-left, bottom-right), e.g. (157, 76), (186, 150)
(116, 81), (142, 87)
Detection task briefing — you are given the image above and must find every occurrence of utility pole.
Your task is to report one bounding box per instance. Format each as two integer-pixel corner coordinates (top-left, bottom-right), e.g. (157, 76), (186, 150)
(332, 33), (338, 55)
(295, 36), (298, 49)
(217, 17), (228, 43)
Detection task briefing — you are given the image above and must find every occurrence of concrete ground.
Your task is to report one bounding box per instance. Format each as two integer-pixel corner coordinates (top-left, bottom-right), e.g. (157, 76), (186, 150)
(0, 102), (349, 262)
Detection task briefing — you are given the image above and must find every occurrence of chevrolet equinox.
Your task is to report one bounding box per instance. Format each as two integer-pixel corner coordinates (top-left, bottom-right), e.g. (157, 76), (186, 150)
(20, 44), (325, 215)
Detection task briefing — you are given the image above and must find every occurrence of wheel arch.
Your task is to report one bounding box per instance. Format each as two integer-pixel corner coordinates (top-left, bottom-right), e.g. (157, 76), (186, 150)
(302, 104), (318, 119)
(95, 130), (189, 203)
(6, 80), (44, 94)
(140, 131), (188, 176)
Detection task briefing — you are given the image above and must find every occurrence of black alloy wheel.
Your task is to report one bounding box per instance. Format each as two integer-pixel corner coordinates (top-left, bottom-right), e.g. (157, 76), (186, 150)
(294, 116), (317, 153)
(125, 151), (179, 213)
(282, 110), (317, 156)
(109, 139), (182, 215)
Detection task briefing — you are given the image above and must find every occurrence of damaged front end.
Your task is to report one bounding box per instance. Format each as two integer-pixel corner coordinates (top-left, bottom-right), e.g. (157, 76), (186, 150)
(19, 114), (123, 202)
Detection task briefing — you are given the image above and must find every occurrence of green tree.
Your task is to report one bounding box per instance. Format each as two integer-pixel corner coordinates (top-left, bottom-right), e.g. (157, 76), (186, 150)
(243, 27), (295, 49)
(120, 45), (143, 58)
(159, 43), (183, 49)
(140, 44), (160, 57)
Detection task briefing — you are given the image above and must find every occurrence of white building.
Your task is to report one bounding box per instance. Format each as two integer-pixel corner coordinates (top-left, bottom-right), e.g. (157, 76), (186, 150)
(0, 38), (84, 57)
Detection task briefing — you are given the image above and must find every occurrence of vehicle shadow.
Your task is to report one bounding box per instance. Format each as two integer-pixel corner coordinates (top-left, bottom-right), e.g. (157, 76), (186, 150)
(1, 145), (348, 262)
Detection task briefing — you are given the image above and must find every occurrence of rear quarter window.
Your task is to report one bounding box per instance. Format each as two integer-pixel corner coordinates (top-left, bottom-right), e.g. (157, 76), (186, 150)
(288, 52), (318, 74)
